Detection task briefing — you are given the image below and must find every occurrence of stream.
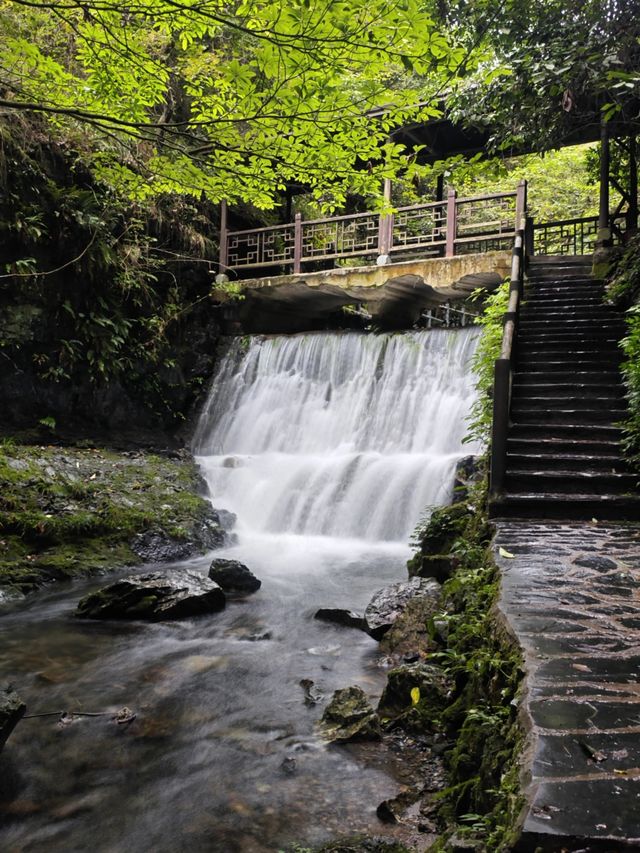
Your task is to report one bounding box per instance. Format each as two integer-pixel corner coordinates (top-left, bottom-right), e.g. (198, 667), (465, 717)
(0, 328), (479, 853)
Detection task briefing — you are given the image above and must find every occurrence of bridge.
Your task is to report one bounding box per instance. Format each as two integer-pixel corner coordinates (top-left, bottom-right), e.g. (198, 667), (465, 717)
(216, 182), (628, 333)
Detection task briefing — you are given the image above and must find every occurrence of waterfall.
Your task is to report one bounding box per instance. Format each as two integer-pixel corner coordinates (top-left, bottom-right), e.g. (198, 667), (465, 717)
(194, 328), (480, 546)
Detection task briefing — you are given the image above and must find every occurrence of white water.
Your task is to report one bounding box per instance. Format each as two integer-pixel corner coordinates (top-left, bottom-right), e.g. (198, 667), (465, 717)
(194, 329), (481, 547)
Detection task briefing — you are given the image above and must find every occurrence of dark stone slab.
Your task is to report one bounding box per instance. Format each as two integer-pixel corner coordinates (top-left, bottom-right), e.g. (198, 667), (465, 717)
(530, 698), (640, 732)
(523, 778), (640, 841)
(574, 555), (619, 572)
(532, 732), (640, 778)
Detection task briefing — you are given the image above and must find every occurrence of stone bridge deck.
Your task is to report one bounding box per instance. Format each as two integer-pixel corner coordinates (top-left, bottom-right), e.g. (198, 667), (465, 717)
(226, 252), (509, 333)
(495, 521), (640, 851)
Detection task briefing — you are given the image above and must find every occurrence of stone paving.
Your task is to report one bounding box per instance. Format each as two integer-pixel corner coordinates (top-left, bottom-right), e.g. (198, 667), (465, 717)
(494, 521), (640, 852)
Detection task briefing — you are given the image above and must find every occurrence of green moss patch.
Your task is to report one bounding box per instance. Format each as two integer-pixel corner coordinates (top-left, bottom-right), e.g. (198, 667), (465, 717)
(0, 441), (215, 596)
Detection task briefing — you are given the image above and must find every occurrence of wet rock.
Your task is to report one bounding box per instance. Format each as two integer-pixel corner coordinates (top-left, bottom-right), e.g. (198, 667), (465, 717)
(409, 553), (457, 583)
(208, 559), (261, 594)
(130, 531), (198, 562)
(453, 455), (482, 502)
(377, 663), (452, 721)
(364, 577), (441, 641)
(376, 788), (422, 823)
(0, 686), (26, 752)
(76, 571), (226, 621)
(379, 593), (442, 660)
(320, 686), (381, 743)
(314, 608), (366, 631)
(300, 678), (323, 706)
(131, 506), (232, 563)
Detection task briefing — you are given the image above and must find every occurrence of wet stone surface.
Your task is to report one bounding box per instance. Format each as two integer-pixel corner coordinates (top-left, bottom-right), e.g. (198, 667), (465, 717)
(495, 521), (640, 849)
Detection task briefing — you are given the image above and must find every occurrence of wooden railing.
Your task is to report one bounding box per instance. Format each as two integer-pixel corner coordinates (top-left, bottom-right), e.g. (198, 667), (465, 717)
(220, 182), (527, 274)
(489, 229), (525, 497)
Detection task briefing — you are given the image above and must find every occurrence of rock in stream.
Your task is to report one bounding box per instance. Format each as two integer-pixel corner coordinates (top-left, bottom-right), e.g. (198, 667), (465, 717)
(76, 571), (226, 620)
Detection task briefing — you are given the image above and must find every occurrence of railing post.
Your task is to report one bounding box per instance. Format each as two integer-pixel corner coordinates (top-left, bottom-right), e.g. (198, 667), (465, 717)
(490, 357), (511, 496)
(598, 118), (611, 248)
(377, 178), (393, 262)
(515, 179), (527, 231)
(294, 212), (302, 273)
(219, 200), (228, 272)
(445, 187), (457, 257)
(525, 216), (535, 258)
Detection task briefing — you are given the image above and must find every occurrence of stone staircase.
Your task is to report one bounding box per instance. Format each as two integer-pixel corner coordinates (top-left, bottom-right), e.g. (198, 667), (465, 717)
(490, 255), (640, 520)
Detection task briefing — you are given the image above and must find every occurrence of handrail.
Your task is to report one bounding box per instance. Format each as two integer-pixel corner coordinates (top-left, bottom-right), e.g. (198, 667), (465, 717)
(221, 182), (527, 274)
(489, 229), (525, 497)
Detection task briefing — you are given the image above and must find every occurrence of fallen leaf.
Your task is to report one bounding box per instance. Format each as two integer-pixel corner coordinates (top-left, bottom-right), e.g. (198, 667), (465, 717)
(499, 547), (515, 559)
(410, 687), (420, 706)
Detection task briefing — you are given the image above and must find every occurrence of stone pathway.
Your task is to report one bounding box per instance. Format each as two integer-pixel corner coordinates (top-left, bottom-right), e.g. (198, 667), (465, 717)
(494, 520), (640, 852)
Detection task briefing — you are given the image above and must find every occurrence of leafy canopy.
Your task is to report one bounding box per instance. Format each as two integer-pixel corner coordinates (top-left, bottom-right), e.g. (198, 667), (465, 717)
(0, 0), (465, 208)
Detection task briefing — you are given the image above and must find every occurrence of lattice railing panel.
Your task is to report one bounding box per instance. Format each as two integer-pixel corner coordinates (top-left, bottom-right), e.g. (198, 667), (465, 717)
(301, 214), (379, 259)
(227, 224), (296, 268)
(456, 194), (517, 239)
(391, 203), (447, 251)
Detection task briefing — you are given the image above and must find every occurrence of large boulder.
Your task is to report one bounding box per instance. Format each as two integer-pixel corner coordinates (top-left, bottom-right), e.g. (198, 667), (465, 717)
(320, 686), (381, 743)
(364, 577), (441, 641)
(76, 571), (226, 620)
(208, 559), (261, 594)
(0, 686), (26, 752)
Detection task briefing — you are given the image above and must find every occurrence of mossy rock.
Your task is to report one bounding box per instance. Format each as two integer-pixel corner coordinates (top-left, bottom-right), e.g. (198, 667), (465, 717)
(378, 662), (452, 722)
(320, 686), (381, 743)
(409, 502), (472, 567)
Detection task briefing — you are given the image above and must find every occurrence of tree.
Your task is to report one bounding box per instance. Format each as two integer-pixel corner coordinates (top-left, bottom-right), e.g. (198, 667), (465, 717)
(0, 0), (465, 209)
(446, 0), (640, 154)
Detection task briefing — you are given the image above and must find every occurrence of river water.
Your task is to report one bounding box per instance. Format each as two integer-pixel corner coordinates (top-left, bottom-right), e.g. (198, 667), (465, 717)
(0, 329), (479, 853)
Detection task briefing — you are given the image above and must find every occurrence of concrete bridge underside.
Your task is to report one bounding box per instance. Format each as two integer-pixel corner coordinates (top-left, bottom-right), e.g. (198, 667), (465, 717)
(227, 251), (510, 333)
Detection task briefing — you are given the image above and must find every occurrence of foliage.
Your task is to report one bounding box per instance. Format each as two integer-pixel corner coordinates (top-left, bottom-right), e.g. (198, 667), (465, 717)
(465, 281), (510, 446)
(447, 0), (640, 153)
(0, 0), (466, 209)
(454, 144), (600, 222)
(607, 234), (640, 465)
(0, 118), (220, 423)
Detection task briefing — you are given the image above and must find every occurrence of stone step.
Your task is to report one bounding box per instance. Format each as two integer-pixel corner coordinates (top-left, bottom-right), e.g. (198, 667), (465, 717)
(522, 297), (607, 310)
(507, 436), (622, 456)
(511, 406), (626, 424)
(489, 492), (640, 520)
(509, 422), (624, 441)
(512, 395), (626, 412)
(517, 332), (624, 347)
(517, 358), (622, 372)
(505, 469), (637, 494)
(506, 452), (631, 473)
(519, 312), (620, 325)
(512, 384), (625, 400)
(517, 344), (622, 358)
(526, 288), (605, 300)
(513, 382), (624, 398)
(513, 370), (621, 384)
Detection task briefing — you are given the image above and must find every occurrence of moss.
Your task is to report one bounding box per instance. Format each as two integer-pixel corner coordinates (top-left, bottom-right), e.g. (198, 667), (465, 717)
(0, 441), (214, 595)
(406, 478), (525, 851)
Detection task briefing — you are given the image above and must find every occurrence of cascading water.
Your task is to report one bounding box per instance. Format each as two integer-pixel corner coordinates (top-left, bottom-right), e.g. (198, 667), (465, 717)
(0, 327), (480, 853)
(194, 329), (480, 545)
